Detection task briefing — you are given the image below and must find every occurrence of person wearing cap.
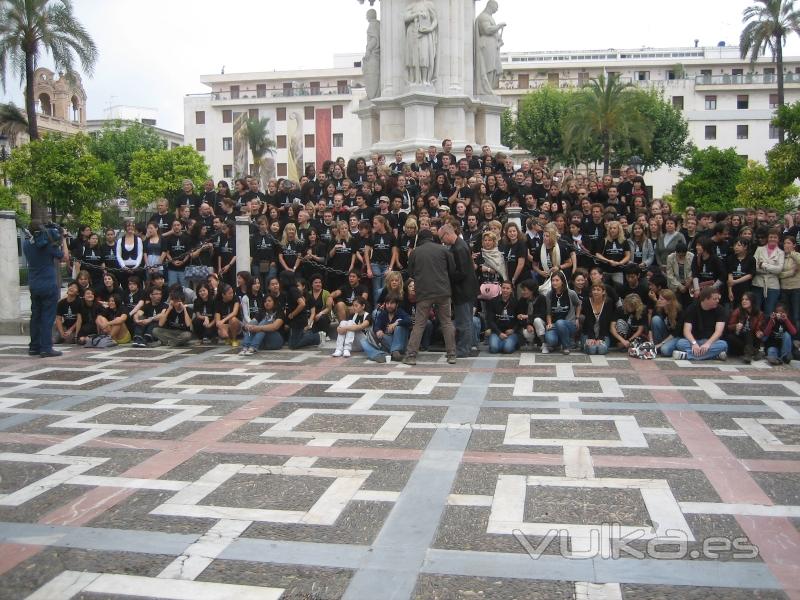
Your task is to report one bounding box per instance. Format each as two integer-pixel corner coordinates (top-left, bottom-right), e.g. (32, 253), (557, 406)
(403, 229), (457, 365)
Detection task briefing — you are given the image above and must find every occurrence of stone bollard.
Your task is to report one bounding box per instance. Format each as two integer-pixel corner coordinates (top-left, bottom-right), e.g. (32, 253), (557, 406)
(235, 216), (251, 276)
(0, 210), (21, 321)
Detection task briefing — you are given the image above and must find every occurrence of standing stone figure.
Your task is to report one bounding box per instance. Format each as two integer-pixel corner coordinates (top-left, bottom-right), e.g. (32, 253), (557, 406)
(474, 0), (506, 96)
(363, 8), (381, 100)
(404, 0), (438, 86)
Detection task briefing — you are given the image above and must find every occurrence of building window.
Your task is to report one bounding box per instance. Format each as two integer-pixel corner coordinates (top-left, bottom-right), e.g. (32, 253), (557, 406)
(277, 107), (286, 121)
(769, 124), (779, 139)
(222, 109), (232, 123)
(636, 71), (649, 81)
(256, 84), (266, 98)
(304, 134), (315, 148)
(196, 138), (206, 151)
(337, 80), (348, 94)
(283, 82), (294, 97)
(518, 73), (530, 88)
(277, 163), (287, 177)
(248, 108), (259, 120)
(732, 68), (744, 76)
(195, 111), (205, 125)
(230, 85), (239, 100)
(667, 70), (676, 80)
(764, 67), (775, 83)
(277, 135), (287, 149)
(737, 125), (749, 139)
(304, 106), (315, 120)
(704, 95), (717, 110)
(770, 93), (779, 109)
(737, 95), (749, 109)
(705, 125), (717, 140)
(333, 133), (343, 147)
(310, 81), (320, 95)
(332, 105), (344, 119)
(672, 96), (684, 110)
(222, 137), (232, 151)
(223, 165), (233, 178)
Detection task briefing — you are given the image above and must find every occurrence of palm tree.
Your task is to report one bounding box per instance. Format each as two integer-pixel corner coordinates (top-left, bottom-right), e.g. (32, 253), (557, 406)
(0, 101), (27, 146)
(243, 116), (276, 179)
(740, 0), (800, 142)
(0, 0), (97, 218)
(562, 73), (653, 174)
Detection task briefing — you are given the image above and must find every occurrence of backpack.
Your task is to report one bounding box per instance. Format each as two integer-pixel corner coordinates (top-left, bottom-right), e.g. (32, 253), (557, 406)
(628, 336), (655, 360)
(86, 334), (117, 349)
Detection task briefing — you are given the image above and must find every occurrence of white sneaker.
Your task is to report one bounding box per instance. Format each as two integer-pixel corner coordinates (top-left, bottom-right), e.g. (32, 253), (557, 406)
(238, 348), (249, 356)
(332, 349), (343, 357)
(672, 350), (687, 360)
(718, 351), (727, 361)
(318, 332), (326, 347)
(343, 350), (351, 358)
(541, 346), (551, 354)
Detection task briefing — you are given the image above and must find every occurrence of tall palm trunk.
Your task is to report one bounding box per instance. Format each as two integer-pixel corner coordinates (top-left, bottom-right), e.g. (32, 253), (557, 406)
(24, 47), (48, 221)
(602, 131), (611, 174)
(776, 38), (785, 143)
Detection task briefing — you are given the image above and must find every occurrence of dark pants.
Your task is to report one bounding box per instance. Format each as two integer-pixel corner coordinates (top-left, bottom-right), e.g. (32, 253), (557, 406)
(312, 314), (331, 335)
(288, 327), (319, 349)
(453, 301), (476, 356)
(29, 286), (59, 354)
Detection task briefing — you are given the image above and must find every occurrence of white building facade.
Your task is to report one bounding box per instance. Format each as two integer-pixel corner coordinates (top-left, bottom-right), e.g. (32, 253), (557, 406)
(184, 46), (800, 196)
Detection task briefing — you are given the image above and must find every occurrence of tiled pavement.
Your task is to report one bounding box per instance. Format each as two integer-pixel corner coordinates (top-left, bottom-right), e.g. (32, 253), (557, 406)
(0, 337), (798, 599)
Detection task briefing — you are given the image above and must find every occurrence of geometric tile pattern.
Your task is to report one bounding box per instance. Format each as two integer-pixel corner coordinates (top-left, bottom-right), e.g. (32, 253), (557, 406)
(0, 335), (797, 599)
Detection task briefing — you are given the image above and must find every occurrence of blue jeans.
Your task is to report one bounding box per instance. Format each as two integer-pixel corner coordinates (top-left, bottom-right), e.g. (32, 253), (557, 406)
(581, 335), (609, 355)
(454, 302), (476, 356)
(252, 263), (277, 289)
(243, 319), (284, 350)
(781, 288), (800, 338)
(752, 286), (780, 317)
(674, 337), (728, 360)
(29, 286), (59, 354)
(651, 315), (680, 357)
(167, 269), (186, 289)
(544, 319), (576, 350)
(370, 263), (388, 303)
(363, 326), (410, 359)
(766, 331), (793, 361)
(489, 332), (519, 354)
(288, 327), (319, 349)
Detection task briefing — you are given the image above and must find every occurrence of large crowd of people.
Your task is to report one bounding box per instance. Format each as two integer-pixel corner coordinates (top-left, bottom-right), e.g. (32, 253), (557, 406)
(32, 139), (800, 366)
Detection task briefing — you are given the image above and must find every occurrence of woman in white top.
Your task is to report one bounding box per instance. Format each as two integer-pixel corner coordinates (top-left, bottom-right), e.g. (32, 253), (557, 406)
(752, 228), (785, 316)
(115, 219), (143, 287)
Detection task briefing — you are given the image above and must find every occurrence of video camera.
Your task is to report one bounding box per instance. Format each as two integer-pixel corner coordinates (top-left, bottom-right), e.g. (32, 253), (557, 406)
(31, 221), (65, 248)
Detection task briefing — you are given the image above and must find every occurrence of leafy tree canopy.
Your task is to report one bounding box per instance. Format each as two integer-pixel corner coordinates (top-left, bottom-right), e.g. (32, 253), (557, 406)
(674, 147), (748, 212)
(736, 160), (799, 211)
(128, 145), (209, 209)
(89, 120), (166, 189)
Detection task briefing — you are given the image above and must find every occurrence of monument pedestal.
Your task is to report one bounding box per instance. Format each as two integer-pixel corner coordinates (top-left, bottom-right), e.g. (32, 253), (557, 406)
(355, 0), (508, 159)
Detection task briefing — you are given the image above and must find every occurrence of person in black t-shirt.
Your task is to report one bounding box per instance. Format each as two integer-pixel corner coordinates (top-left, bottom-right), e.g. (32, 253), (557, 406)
(77, 288), (101, 344)
(214, 283), (241, 347)
(192, 282), (217, 344)
(164, 220), (192, 289)
(726, 238), (755, 306)
(329, 270), (370, 323)
(96, 293), (130, 344)
(55, 282), (83, 344)
(132, 286), (168, 347)
(673, 287), (728, 361)
(610, 293), (646, 351)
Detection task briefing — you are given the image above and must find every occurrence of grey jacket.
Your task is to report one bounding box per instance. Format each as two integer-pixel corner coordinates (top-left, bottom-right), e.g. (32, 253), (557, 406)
(408, 236), (455, 301)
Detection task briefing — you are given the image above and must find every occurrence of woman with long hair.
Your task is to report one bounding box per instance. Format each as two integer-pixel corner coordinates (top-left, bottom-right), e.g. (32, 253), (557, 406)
(500, 222), (528, 287)
(534, 224), (575, 283)
(581, 283), (614, 355)
(628, 221), (654, 275)
(595, 221), (630, 286)
(278, 223), (304, 274)
(543, 271), (581, 354)
(610, 293), (646, 351)
(725, 291), (764, 363)
(651, 288), (684, 357)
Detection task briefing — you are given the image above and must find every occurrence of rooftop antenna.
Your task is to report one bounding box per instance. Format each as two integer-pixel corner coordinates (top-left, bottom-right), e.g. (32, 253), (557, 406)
(221, 65), (225, 74)
(694, 39), (699, 48)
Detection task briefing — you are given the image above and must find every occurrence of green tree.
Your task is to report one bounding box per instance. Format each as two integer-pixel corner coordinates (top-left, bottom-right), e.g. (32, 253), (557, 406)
(613, 89), (691, 173)
(674, 147), (748, 212)
(88, 120), (166, 192)
(0, 0), (98, 219)
(241, 116), (275, 179)
(500, 107), (516, 149)
(736, 160), (799, 211)
(740, 0), (800, 142)
(767, 100), (800, 185)
(0, 101), (27, 147)
(128, 145), (209, 210)
(514, 86), (570, 163)
(4, 132), (116, 218)
(0, 184), (28, 225)
(562, 73), (654, 173)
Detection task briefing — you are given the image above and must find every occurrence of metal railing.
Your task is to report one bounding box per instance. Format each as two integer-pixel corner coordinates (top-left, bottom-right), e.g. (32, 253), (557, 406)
(201, 83), (357, 101)
(695, 72), (800, 85)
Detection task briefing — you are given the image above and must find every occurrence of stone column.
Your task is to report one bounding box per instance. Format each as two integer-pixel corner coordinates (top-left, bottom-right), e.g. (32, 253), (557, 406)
(235, 216), (251, 275)
(0, 211), (20, 321)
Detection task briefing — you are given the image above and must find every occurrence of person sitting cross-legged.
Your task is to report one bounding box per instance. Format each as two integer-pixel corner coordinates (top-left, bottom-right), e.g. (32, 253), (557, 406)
(153, 287), (194, 347)
(362, 295), (412, 363)
(672, 287), (728, 361)
(762, 302), (797, 366)
(332, 297), (373, 358)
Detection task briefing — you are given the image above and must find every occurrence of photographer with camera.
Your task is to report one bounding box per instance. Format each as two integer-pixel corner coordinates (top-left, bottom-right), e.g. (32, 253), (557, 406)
(23, 219), (69, 357)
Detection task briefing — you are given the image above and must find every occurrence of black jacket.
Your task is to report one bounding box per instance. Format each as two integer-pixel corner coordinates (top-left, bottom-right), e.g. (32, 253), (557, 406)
(450, 237), (479, 304)
(408, 233), (455, 301)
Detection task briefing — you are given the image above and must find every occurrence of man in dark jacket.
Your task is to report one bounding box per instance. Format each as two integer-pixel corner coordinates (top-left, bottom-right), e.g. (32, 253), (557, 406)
(441, 222), (479, 357)
(23, 220), (69, 357)
(404, 229), (457, 364)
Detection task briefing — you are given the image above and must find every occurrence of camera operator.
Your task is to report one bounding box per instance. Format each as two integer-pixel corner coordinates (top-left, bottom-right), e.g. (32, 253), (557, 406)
(23, 219), (69, 357)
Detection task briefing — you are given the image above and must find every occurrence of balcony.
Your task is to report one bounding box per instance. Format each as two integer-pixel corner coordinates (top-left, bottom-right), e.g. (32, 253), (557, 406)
(695, 72), (800, 88)
(495, 76), (693, 94)
(202, 82), (358, 104)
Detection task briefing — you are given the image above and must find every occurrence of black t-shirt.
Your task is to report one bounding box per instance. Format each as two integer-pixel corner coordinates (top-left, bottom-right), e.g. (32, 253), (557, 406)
(164, 234), (192, 270)
(149, 212), (172, 234)
(140, 300), (168, 321)
(684, 301), (725, 340)
(247, 291), (266, 322)
(615, 306), (647, 338)
(338, 283), (368, 306)
(369, 232), (395, 265)
(123, 289), (143, 313)
(193, 297), (215, 319)
(398, 234), (418, 267)
(101, 243), (117, 266)
(548, 290), (572, 321)
(252, 231), (278, 263)
(285, 286), (308, 328)
(166, 306), (193, 330)
(488, 294), (516, 332)
(600, 239), (627, 272)
(329, 239), (357, 273)
(726, 254), (755, 283)
(692, 254), (726, 285)
(215, 298), (238, 319)
(57, 297), (82, 328)
(279, 240), (305, 270)
(216, 234), (235, 266)
(80, 245), (104, 270)
(500, 240), (528, 282)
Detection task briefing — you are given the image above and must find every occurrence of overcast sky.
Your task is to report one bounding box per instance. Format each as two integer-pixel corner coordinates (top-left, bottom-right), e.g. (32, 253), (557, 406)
(3, 0), (800, 134)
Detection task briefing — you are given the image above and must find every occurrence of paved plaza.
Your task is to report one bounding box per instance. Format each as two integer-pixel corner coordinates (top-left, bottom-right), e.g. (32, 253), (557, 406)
(0, 337), (798, 599)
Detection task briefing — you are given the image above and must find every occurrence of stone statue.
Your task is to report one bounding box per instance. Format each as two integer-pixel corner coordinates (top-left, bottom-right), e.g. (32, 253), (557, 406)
(474, 0), (506, 97)
(404, 0), (438, 86)
(363, 9), (381, 100)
